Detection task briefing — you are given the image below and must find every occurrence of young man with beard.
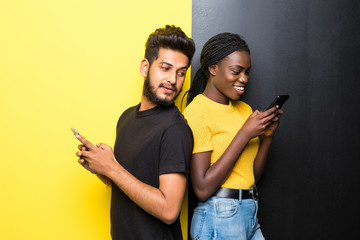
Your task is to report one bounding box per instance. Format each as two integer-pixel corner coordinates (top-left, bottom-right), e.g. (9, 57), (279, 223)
(75, 25), (195, 240)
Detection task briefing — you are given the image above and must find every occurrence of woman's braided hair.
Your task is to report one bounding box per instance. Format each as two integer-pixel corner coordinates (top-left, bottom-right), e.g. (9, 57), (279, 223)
(186, 33), (250, 105)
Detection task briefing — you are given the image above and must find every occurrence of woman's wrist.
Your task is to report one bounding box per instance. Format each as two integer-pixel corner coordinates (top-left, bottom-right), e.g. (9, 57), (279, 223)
(260, 134), (274, 142)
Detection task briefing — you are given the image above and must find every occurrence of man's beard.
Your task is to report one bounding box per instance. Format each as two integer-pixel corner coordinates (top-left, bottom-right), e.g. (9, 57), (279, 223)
(142, 75), (181, 107)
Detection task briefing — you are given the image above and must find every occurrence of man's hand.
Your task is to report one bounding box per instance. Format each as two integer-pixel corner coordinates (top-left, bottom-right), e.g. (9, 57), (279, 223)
(75, 135), (118, 177)
(75, 134), (186, 224)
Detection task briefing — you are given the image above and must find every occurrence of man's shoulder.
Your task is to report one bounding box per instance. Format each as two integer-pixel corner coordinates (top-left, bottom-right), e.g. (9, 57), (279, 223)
(159, 105), (187, 123)
(122, 104), (138, 115)
(116, 104), (139, 128)
(157, 105), (192, 135)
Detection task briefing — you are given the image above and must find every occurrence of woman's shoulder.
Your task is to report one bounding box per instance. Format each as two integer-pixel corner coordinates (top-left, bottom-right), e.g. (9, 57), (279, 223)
(184, 95), (208, 114)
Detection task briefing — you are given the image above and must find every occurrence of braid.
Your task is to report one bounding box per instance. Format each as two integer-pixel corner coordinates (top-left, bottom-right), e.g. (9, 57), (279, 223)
(186, 33), (250, 105)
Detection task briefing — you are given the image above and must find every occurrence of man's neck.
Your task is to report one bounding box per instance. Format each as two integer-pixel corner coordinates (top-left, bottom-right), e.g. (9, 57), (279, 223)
(139, 95), (157, 111)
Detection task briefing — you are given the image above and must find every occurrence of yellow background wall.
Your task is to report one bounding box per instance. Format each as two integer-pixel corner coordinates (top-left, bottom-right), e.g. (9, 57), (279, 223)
(0, 1), (192, 239)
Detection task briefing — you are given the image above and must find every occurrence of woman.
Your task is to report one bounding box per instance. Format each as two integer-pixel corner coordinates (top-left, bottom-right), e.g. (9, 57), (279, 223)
(183, 33), (284, 239)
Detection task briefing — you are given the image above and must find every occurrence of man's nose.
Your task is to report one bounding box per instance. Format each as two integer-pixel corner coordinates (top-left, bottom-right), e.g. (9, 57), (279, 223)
(167, 72), (177, 84)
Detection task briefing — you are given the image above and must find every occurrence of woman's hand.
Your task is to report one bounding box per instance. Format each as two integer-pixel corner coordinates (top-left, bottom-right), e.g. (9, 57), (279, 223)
(240, 106), (279, 139)
(263, 108), (284, 137)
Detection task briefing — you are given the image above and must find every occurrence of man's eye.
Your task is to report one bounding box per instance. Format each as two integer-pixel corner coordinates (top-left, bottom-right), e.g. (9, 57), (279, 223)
(178, 72), (186, 77)
(161, 67), (170, 71)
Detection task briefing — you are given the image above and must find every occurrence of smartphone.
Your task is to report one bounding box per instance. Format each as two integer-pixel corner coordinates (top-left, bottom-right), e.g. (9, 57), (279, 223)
(71, 127), (80, 136)
(265, 95), (289, 110)
(71, 127), (89, 150)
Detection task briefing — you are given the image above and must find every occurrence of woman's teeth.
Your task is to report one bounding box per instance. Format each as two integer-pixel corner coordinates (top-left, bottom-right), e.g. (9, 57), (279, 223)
(234, 86), (244, 91)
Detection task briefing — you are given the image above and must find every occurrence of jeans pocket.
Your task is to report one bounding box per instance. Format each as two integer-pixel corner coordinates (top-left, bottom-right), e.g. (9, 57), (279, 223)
(190, 208), (206, 240)
(214, 198), (238, 218)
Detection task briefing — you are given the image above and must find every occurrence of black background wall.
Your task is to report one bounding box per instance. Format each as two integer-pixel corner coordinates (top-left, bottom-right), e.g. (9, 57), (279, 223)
(190, 0), (360, 239)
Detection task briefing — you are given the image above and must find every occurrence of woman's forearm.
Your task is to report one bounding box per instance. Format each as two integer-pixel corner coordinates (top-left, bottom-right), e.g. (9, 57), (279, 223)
(192, 130), (251, 201)
(253, 135), (273, 182)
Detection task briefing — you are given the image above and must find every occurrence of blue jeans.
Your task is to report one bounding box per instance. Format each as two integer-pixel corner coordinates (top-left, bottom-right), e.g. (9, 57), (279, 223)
(190, 196), (265, 240)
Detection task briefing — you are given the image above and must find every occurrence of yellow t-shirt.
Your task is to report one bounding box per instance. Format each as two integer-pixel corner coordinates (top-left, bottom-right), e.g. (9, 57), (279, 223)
(183, 94), (260, 189)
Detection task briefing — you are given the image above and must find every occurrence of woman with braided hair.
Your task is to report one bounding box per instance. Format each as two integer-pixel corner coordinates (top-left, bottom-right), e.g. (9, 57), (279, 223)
(183, 33), (284, 239)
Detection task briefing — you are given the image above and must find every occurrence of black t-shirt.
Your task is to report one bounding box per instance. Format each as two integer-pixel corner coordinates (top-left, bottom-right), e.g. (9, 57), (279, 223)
(110, 104), (193, 240)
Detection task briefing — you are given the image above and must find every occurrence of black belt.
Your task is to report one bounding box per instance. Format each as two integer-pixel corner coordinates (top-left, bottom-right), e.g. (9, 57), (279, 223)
(213, 186), (258, 200)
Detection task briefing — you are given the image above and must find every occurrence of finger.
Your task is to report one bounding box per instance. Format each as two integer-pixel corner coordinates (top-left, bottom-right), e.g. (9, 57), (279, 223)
(78, 159), (93, 172)
(97, 143), (111, 150)
(253, 110), (261, 115)
(276, 109), (284, 117)
(265, 105), (279, 116)
(263, 112), (277, 124)
(80, 150), (92, 158)
(276, 108), (284, 114)
(78, 144), (87, 151)
(76, 134), (96, 151)
(76, 150), (91, 158)
(271, 116), (279, 122)
(96, 143), (105, 150)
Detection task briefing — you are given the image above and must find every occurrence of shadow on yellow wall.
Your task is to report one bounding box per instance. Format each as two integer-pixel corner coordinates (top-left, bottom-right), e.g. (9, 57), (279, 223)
(0, 1), (192, 239)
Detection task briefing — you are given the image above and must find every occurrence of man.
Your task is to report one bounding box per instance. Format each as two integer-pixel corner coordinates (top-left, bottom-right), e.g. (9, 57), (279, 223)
(75, 25), (195, 239)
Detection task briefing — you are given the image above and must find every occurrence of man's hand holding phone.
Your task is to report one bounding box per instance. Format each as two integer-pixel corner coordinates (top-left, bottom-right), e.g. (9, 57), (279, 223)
(72, 128), (118, 177)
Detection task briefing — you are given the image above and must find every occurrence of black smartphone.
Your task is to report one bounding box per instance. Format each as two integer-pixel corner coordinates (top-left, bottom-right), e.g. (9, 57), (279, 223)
(265, 95), (289, 110)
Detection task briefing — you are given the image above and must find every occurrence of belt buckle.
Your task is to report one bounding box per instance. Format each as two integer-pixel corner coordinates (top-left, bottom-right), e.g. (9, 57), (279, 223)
(249, 185), (258, 199)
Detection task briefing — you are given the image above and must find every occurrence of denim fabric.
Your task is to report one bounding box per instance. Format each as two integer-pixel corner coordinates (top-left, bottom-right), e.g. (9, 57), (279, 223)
(190, 196), (265, 240)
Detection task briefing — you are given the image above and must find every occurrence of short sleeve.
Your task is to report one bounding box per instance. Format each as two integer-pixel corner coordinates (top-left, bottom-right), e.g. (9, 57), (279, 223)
(159, 123), (193, 177)
(184, 108), (213, 154)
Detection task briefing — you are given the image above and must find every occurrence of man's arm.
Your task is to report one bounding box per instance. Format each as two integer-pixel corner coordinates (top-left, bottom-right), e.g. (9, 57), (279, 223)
(76, 135), (186, 224)
(77, 144), (111, 187)
(109, 165), (186, 225)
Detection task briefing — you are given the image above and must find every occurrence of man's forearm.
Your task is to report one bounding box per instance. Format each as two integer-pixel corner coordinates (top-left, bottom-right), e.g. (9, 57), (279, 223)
(107, 163), (186, 225)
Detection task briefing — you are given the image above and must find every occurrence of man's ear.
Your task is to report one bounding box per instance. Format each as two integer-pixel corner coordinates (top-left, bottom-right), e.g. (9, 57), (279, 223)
(208, 64), (218, 76)
(140, 58), (149, 77)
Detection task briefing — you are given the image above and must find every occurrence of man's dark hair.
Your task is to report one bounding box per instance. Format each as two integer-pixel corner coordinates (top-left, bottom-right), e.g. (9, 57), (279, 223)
(145, 25), (195, 66)
(186, 33), (250, 105)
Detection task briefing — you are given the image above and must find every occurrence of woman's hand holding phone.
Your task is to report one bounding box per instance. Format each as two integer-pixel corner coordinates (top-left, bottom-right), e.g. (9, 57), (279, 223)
(262, 95), (288, 137)
(263, 108), (284, 137)
(240, 106), (279, 139)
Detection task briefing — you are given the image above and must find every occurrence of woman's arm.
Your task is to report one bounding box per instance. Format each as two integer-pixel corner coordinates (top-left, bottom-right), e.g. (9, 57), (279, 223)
(253, 109), (283, 182)
(191, 107), (279, 201)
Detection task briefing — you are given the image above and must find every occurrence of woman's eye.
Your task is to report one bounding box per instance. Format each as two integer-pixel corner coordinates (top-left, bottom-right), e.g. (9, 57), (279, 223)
(232, 70), (240, 75)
